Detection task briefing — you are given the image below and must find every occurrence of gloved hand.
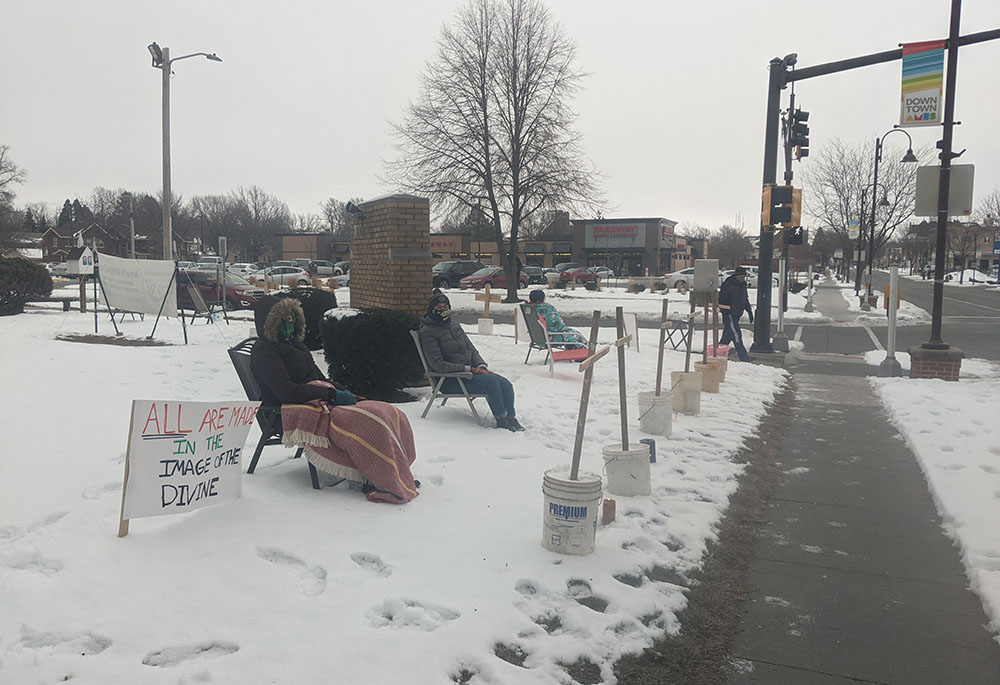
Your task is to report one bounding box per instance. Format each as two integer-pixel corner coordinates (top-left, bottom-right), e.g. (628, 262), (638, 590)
(328, 388), (357, 405)
(747, 308), (754, 323)
(472, 366), (492, 375)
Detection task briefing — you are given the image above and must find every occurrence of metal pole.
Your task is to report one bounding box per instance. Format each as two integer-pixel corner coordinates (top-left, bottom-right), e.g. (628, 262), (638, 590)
(750, 57), (785, 355)
(161, 46), (172, 261)
(804, 264), (815, 312)
(865, 137), (883, 308)
(773, 258), (789, 351)
(925, 0), (962, 350)
(855, 192), (865, 296)
(879, 265), (903, 376)
(128, 194), (136, 259)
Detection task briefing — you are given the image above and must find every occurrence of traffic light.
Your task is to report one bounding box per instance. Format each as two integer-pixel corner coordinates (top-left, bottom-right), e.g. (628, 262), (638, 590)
(787, 226), (804, 245)
(761, 184), (794, 227)
(790, 109), (809, 160)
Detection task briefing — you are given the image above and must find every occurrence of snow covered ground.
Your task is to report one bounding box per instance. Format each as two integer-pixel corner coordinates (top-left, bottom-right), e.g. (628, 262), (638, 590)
(0, 291), (786, 684)
(871, 361), (1000, 644)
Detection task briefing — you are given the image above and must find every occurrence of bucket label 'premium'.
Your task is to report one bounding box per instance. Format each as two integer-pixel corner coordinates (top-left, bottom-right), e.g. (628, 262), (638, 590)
(549, 503), (588, 520)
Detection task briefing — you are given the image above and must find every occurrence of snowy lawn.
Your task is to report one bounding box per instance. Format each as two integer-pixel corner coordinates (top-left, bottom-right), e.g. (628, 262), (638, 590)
(871, 359), (1000, 645)
(834, 280), (931, 326)
(1, 298), (785, 684)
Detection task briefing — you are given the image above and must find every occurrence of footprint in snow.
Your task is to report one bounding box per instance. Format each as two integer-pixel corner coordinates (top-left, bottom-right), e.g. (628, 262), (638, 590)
(142, 641), (239, 667)
(0, 549), (64, 575)
(20, 628), (112, 655)
(255, 546), (327, 596)
(351, 552), (392, 577)
(367, 598), (460, 631)
(82, 482), (121, 500)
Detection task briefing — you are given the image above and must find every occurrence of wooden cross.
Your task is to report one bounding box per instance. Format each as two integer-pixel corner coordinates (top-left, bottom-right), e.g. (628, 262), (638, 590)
(475, 283), (502, 318)
(615, 307), (631, 451)
(569, 310), (607, 481)
(654, 299), (669, 395)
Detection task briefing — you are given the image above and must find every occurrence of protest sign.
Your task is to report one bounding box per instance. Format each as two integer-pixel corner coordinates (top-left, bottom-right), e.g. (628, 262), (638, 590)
(99, 253), (178, 318)
(118, 399), (260, 536)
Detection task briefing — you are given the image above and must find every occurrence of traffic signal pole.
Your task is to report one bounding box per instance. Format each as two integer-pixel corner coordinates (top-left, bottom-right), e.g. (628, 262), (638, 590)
(749, 58), (785, 355)
(751, 26), (999, 357)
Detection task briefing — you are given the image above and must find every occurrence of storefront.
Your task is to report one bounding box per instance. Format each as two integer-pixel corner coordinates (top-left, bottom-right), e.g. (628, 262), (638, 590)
(575, 218), (677, 276)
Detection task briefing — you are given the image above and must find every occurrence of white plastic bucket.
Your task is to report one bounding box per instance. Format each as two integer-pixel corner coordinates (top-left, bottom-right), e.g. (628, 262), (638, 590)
(637, 390), (672, 437)
(602, 444), (652, 497)
(694, 361), (721, 393)
(671, 371), (702, 415)
(542, 468), (603, 555)
(477, 318), (494, 336)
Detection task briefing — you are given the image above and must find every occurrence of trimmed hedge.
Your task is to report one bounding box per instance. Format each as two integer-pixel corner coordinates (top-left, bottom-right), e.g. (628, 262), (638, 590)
(0, 258), (52, 315)
(322, 308), (424, 400)
(271, 287), (338, 350)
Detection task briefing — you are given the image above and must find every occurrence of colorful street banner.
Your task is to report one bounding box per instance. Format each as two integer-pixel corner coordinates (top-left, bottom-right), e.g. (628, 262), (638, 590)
(900, 40), (945, 127)
(848, 221), (860, 240)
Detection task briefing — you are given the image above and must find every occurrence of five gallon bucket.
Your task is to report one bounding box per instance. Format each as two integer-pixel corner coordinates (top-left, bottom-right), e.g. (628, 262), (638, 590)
(637, 390), (672, 436)
(602, 444), (652, 497)
(542, 468), (603, 555)
(478, 318), (494, 336)
(707, 344), (729, 358)
(671, 370), (702, 415)
(694, 361), (721, 393)
(707, 356), (727, 383)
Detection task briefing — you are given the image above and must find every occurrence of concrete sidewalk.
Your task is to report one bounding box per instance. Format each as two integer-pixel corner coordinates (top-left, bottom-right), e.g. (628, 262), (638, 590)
(727, 373), (1000, 683)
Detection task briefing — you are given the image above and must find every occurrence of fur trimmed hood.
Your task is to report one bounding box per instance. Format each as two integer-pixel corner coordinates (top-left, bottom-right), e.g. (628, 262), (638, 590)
(255, 296), (306, 343)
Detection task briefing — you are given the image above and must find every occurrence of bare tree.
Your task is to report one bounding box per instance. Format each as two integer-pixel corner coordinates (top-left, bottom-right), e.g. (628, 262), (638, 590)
(0, 145), (27, 245)
(709, 225), (754, 268)
(948, 220), (991, 283)
(228, 186), (292, 261)
(975, 185), (1000, 228)
(294, 213), (324, 232)
(803, 138), (925, 264)
(386, 0), (602, 301)
(319, 197), (363, 237)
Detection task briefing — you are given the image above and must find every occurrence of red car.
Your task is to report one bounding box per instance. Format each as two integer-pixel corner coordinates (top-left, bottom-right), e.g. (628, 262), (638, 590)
(177, 270), (265, 311)
(459, 267), (528, 290)
(560, 267), (600, 284)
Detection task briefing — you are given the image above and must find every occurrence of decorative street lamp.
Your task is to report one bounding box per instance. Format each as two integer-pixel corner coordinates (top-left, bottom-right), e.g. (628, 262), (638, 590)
(864, 127), (918, 305)
(121, 191), (136, 259)
(147, 42), (222, 261)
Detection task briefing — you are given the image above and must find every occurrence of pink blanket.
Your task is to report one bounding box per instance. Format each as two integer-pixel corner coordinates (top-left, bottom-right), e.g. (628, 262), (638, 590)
(281, 398), (419, 504)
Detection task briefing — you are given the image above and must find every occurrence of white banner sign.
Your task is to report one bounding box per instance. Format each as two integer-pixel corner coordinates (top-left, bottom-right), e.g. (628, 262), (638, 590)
(99, 253), (178, 317)
(121, 399), (260, 520)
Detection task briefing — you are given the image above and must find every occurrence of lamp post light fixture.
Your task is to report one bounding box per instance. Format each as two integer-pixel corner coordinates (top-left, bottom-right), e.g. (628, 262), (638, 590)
(147, 42), (222, 261)
(122, 191), (136, 259)
(865, 127), (918, 305)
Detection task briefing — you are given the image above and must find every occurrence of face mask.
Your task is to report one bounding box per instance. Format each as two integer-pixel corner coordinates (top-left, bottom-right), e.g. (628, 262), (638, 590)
(279, 321), (295, 340)
(432, 305), (451, 321)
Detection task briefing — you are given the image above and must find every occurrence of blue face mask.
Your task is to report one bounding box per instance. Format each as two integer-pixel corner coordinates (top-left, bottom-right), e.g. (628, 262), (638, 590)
(279, 321), (295, 340)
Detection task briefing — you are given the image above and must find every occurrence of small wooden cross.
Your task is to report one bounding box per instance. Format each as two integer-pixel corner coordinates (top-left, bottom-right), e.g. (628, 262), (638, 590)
(570, 310), (607, 480)
(475, 283), (502, 318)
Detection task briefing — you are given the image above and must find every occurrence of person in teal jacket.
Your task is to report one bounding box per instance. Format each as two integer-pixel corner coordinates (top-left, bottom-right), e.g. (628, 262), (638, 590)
(528, 289), (586, 348)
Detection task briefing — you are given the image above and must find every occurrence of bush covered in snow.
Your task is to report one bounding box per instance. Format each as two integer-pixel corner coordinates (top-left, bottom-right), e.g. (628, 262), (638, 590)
(322, 307), (423, 399)
(0, 257), (52, 315)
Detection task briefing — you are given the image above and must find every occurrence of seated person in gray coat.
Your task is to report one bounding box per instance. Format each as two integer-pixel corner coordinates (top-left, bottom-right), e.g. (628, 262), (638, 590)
(418, 292), (524, 432)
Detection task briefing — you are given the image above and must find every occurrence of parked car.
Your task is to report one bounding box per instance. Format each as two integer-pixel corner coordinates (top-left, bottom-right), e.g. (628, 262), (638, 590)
(560, 267), (600, 284)
(227, 263), (253, 277)
(553, 262), (581, 273)
(196, 256), (224, 268)
(271, 260), (293, 268)
(177, 270), (264, 311)
(459, 267), (528, 290)
(48, 262), (69, 278)
(334, 261), (350, 275)
(176, 260), (196, 270)
(592, 266), (615, 279)
(661, 268), (698, 290)
(291, 258), (313, 273)
(433, 260), (486, 288)
(523, 266), (546, 284)
(254, 266), (312, 287)
(310, 260), (336, 276)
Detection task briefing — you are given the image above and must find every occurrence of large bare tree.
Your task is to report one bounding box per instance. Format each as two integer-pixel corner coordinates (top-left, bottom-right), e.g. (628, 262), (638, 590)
(975, 185), (1000, 228)
(0, 145), (27, 246)
(386, 0), (601, 301)
(803, 138), (925, 264)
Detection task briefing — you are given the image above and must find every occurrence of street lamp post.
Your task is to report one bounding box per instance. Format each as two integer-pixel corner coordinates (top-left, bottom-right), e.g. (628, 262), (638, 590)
(147, 42), (222, 262)
(122, 191), (136, 259)
(865, 128), (918, 304)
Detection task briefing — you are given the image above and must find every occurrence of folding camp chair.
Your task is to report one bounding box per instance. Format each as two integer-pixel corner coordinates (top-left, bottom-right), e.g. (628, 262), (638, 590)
(227, 337), (326, 489)
(536, 315), (589, 377)
(662, 318), (691, 351)
(410, 330), (489, 425)
(520, 303), (589, 366)
(185, 285), (229, 325)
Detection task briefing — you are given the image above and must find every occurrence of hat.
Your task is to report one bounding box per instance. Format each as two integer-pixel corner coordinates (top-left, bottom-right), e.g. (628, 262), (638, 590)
(426, 292), (451, 316)
(528, 289), (545, 303)
(733, 266), (748, 276)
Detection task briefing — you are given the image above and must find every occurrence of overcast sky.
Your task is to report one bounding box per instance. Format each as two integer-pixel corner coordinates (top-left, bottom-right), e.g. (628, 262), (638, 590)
(2, 0), (998, 233)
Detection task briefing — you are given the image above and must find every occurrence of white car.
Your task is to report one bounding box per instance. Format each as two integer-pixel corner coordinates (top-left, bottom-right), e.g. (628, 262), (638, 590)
(256, 266), (312, 287)
(592, 266), (615, 279)
(227, 263), (253, 276)
(662, 267), (728, 291)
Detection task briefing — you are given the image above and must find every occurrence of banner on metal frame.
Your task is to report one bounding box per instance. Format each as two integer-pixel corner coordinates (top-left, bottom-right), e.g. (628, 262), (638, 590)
(900, 40), (945, 127)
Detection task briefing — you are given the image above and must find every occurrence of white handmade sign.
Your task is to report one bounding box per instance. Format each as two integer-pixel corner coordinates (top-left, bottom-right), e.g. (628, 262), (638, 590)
(119, 399), (260, 534)
(98, 253), (178, 317)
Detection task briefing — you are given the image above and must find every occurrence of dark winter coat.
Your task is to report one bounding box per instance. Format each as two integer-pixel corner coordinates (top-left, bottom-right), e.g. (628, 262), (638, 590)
(719, 274), (752, 321)
(250, 296), (330, 407)
(418, 315), (486, 375)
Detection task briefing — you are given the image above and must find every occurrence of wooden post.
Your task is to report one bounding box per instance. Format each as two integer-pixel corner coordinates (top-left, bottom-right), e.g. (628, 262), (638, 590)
(569, 311), (604, 481)
(79, 275), (87, 313)
(475, 283), (501, 318)
(702, 298), (709, 364)
(655, 299), (668, 395)
(616, 307), (629, 451)
(684, 297), (696, 373)
(712, 291), (720, 353)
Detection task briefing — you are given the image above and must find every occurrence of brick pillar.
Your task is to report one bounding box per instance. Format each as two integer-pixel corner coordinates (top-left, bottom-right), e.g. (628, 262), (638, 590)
(349, 194), (432, 318)
(906, 345), (964, 381)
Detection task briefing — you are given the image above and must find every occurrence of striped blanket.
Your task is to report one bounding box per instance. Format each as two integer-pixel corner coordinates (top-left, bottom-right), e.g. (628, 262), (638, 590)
(281, 398), (419, 504)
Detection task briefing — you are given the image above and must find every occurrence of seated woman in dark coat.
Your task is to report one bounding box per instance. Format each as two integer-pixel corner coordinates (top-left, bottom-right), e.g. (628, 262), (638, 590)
(250, 296), (419, 503)
(418, 292), (524, 432)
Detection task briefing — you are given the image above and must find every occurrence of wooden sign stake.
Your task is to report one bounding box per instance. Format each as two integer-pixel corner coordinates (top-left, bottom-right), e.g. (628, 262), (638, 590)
(684, 297), (697, 373)
(702, 297), (710, 365)
(569, 311), (604, 481)
(655, 299), (668, 396)
(117, 404), (137, 538)
(616, 307), (629, 451)
(712, 291), (720, 353)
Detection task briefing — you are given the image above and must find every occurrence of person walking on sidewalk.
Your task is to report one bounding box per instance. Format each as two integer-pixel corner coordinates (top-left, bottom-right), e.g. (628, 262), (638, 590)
(719, 266), (754, 362)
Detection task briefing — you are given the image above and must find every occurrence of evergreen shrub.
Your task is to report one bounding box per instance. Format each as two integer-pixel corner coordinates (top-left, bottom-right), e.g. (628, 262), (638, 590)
(0, 258), (52, 315)
(272, 288), (338, 350)
(322, 308), (424, 400)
